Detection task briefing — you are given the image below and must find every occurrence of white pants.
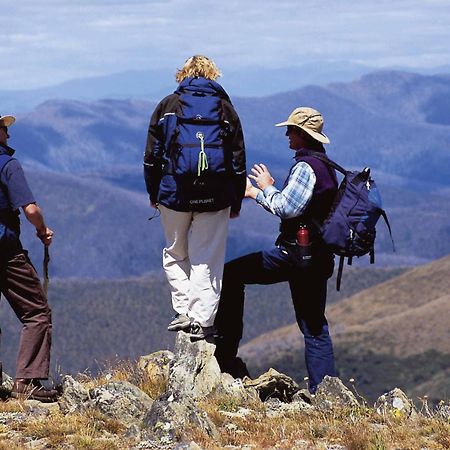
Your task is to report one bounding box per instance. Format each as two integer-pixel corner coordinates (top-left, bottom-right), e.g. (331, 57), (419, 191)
(159, 205), (230, 327)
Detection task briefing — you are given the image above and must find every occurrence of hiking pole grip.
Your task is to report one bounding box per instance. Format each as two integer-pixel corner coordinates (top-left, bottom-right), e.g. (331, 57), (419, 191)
(43, 245), (50, 297)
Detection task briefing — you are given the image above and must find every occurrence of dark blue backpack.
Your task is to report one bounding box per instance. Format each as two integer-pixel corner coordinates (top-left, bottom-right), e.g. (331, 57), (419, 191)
(309, 152), (395, 290)
(157, 88), (232, 210)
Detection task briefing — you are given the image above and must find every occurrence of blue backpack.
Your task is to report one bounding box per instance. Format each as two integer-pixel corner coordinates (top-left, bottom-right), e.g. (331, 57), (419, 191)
(157, 87), (232, 210)
(309, 152), (395, 290)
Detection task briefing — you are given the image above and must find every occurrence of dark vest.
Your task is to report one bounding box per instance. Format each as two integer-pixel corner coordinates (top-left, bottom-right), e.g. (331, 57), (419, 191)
(279, 149), (338, 241)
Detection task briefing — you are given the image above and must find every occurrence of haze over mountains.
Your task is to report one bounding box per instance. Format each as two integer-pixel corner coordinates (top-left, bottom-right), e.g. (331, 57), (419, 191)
(0, 62), (434, 113)
(8, 70), (450, 275)
(1, 69), (449, 401)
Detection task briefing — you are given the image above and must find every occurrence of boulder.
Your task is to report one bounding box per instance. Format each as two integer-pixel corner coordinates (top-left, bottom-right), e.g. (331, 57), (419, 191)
(312, 376), (359, 410)
(138, 350), (174, 386)
(375, 388), (416, 418)
(58, 375), (90, 414)
(169, 332), (222, 399)
(243, 368), (300, 402)
(89, 380), (154, 426)
(144, 390), (218, 444)
(0, 371), (13, 399)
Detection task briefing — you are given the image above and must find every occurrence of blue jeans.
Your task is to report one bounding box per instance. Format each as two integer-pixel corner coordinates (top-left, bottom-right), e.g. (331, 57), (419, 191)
(215, 245), (336, 392)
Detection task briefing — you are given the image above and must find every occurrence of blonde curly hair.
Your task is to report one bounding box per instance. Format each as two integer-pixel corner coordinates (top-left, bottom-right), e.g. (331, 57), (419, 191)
(175, 55), (222, 83)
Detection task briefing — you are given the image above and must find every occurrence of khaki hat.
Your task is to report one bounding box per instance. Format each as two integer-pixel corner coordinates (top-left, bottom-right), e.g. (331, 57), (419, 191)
(0, 115), (16, 127)
(275, 107), (330, 144)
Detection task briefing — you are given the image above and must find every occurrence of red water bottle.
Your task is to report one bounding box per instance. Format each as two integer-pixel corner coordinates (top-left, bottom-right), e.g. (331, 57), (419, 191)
(296, 225), (312, 267)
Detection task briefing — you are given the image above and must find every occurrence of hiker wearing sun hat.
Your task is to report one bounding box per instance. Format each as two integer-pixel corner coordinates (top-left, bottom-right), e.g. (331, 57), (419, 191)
(0, 114), (58, 402)
(215, 106), (339, 391)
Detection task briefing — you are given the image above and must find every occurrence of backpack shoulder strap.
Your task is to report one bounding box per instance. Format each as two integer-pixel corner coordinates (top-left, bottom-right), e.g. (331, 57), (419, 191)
(381, 209), (396, 252)
(304, 151), (347, 176)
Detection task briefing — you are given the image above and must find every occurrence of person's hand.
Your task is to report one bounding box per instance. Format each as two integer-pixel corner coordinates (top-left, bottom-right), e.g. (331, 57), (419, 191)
(150, 201), (158, 209)
(248, 163), (274, 190)
(36, 227), (54, 246)
(230, 210), (240, 219)
(245, 177), (260, 199)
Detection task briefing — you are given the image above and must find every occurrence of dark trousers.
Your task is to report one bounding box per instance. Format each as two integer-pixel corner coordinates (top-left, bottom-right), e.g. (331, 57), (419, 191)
(215, 246), (336, 392)
(0, 250), (52, 379)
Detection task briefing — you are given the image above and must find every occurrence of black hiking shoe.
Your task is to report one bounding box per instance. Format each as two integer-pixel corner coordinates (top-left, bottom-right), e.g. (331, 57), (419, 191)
(187, 322), (218, 341)
(167, 313), (191, 332)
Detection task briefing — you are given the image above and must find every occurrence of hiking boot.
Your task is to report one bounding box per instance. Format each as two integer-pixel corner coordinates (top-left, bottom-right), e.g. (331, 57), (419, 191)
(167, 313), (191, 331)
(187, 322), (218, 341)
(11, 379), (59, 403)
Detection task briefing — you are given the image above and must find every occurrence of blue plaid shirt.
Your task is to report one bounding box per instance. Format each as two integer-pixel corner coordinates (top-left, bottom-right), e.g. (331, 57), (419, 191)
(255, 158), (316, 219)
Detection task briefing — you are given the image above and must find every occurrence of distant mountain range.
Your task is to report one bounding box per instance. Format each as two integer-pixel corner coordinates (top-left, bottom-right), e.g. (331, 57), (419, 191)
(9, 70), (450, 188)
(3, 62), (450, 113)
(241, 255), (450, 404)
(4, 70), (448, 275)
(0, 62), (386, 113)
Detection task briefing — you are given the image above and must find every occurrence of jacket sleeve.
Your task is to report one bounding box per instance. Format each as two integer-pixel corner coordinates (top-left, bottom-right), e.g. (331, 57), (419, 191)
(143, 94), (179, 204)
(222, 99), (247, 213)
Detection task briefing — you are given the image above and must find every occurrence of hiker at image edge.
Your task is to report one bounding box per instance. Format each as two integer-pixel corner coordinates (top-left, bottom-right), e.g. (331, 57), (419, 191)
(0, 114), (59, 402)
(214, 107), (339, 393)
(143, 55), (247, 341)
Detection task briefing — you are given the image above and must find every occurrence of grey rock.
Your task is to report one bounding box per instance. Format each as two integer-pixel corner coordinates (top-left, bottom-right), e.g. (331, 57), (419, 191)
(90, 380), (154, 426)
(312, 376), (359, 410)
(243, 368), (300, 402)
(144, 390), (218, 443)
(138, 350), (174, 387)
(173, 441), (203, 450)
(0, 371), (13, 399)
(58, 375), (90, 414)
(292, 388), (315, 404)
(375, 388), (416, 418)
(169, 332), (222, 399)
(265, 396), (313, 418)
(436, 404), (450, 420)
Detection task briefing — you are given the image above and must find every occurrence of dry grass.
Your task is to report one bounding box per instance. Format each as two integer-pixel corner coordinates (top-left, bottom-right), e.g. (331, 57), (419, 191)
(189, 393), (450, 450)
(79, 359), (167, 400)
(8, 407), (128, 448)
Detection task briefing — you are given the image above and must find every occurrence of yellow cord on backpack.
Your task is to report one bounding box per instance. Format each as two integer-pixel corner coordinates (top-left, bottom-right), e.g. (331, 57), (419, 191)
(196, 132), (208, 176)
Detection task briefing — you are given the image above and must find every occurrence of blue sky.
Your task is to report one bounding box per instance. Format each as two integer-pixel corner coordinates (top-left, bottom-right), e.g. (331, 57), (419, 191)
(2, 0), (450, 89)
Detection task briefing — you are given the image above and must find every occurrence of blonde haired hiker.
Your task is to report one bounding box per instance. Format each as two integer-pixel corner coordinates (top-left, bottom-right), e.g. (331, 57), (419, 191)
(144, 56), (246, 340)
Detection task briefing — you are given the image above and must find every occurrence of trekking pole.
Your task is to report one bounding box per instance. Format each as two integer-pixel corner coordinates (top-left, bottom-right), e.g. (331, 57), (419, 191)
(43, 245), (50, 296)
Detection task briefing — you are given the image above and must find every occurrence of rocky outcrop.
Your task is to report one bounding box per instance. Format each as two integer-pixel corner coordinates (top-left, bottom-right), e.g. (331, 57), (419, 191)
(243, 368), (300, 402)
(144, 390), (219, 445)
(312, 376), (359, 410)
(0, 371), (13, 399)
(58, 375), (90, 414)
(138, 350), (174, 386)
(169, 332), (222, 399)
(375, 388), (416, 418)
(89, 380), (154, 426)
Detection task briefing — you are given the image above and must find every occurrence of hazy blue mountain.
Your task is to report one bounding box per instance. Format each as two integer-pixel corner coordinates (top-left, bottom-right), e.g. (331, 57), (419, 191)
(3, 69), (450, 277)
(0, 62), (377, 113)
(9, 71), (450, 190)
(15, 166), (450, 280)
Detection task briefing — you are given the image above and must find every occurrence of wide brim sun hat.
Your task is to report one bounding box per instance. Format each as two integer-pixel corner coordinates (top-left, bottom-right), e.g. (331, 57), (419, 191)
(275, 107), (330, 144)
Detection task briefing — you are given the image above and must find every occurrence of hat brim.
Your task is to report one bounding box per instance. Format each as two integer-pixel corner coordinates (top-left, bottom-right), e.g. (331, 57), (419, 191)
(0, 115), (16, 127)
(275, 121), (330, 144)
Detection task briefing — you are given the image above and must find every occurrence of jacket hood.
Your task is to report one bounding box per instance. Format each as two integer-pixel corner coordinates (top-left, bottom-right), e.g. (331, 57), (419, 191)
(175, 77), (230, 101)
